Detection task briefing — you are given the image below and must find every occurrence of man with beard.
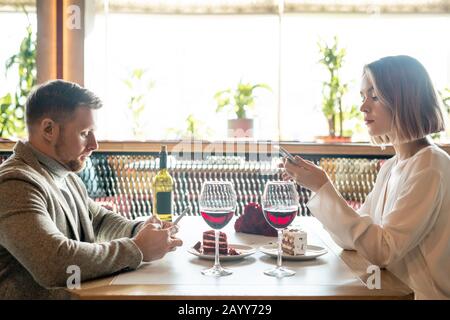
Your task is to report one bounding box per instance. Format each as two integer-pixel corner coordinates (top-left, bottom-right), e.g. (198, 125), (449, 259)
(0, 80), (182, 299)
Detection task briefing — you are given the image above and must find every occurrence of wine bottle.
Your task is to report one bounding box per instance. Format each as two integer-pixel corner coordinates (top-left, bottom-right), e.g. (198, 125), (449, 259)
(152, 145), (173, 222)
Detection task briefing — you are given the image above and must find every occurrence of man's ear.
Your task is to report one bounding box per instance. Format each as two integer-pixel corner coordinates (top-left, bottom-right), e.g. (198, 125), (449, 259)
(40, 118), (59, 143)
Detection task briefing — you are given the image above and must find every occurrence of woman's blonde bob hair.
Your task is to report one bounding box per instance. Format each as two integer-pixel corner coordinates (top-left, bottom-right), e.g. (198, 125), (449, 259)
(363, 55), (445, 145)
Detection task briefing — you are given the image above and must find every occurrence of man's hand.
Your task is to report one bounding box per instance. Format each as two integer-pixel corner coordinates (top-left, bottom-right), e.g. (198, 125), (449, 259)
(142, 215), (179, 235)
(132, 222), (183, 262)
(279, 156), (330, 193)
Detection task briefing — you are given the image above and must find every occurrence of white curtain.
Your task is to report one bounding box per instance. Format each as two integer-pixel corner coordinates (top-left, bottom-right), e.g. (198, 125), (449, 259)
(2, 0), (447, 13)
(100, 0), (449, 14)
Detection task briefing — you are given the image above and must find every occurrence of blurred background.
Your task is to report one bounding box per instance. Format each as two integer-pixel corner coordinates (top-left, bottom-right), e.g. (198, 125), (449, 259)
(1, 0), (449, 143)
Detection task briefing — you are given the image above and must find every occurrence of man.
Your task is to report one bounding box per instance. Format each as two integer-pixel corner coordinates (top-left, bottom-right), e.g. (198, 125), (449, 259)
(0, 80), (183, 299)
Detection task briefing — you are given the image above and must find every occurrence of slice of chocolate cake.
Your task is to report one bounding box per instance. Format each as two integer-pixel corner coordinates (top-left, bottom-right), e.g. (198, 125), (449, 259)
(203, 230), (228, 254)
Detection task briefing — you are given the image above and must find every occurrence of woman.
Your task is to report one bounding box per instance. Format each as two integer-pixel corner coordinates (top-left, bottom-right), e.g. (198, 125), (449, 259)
(281, 55), (450, 300)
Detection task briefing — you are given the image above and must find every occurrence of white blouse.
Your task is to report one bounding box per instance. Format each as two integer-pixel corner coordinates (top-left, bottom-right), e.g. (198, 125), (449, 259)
(307, 144), (450, 300)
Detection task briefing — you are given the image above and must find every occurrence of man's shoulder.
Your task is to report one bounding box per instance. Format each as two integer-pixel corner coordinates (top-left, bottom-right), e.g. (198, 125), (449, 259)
(0, 155), (45, 185)
(0, 163), (50, 208)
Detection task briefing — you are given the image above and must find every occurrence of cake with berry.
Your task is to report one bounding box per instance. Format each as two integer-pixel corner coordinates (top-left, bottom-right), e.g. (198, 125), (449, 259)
(282, 228), (307, 255)
(202, 230), (228, 254)
(192, 230), (240, 256)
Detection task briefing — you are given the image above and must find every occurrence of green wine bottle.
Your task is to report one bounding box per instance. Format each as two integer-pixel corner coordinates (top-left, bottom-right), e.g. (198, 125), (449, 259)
(152, 145), (173, 222)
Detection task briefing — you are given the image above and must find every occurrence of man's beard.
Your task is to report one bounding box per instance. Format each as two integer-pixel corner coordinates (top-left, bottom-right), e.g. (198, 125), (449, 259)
(55, 146), (86, 172)
(54, 130), (86, 172)
(65, 159), (86, 172)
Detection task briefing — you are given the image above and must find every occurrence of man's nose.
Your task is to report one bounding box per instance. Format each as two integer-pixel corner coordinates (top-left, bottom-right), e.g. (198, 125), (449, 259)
(87, 133), (99, 151)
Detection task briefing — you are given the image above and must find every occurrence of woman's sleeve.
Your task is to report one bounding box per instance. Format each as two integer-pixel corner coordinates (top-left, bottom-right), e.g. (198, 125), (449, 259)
(321, 172), (377, 251)
(307, 168), (443, 268)
(357, 188), (375, 217)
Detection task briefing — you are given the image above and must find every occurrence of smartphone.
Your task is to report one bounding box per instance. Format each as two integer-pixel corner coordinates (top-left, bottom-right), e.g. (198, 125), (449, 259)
(173, 206), (190, 225)
(169, 206), (190, 235)
(275, 145), (296, 162)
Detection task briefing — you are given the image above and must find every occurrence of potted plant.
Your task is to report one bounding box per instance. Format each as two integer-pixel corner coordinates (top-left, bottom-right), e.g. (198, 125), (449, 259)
(214, 80), (271, 138)
(317, 36), (352, 143)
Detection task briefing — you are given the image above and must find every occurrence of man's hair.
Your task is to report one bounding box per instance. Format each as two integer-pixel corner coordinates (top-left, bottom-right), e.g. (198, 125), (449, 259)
(25, 79), (103, 129)
(363, 55), (445, 145)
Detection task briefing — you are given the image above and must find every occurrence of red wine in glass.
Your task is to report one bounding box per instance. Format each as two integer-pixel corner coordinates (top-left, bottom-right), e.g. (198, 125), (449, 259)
(199, 180), (237, 277)
(201, 210), (234, 229)
(263, 209), (298, 230)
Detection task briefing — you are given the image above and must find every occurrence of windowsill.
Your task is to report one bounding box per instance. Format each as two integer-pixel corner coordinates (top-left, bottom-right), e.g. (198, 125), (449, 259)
(2, 139), (450, 156)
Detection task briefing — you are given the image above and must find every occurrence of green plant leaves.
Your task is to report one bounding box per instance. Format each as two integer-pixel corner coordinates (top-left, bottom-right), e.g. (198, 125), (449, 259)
(439, 87), (450, 114)
(0, 10), (36, 140)
(214, 80), (271, 119)
(318, 36), (351, 137)
(122, 68), (154, 139)
(214, 89), (232, 113)
(166, 113), (213, 139)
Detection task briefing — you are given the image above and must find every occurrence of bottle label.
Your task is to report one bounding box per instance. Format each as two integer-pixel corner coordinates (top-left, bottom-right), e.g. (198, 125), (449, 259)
(156, 192), (172, 214)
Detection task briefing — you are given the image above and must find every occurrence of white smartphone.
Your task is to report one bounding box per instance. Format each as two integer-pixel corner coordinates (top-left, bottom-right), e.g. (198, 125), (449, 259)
(275, 145), (296, 162)
(173, 206), (190, 225)
(169, 206), (190, 235)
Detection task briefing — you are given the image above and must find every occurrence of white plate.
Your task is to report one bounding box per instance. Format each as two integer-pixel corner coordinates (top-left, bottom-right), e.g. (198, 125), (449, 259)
(188, 244), (256, 261)
(259, 244), (328, 261)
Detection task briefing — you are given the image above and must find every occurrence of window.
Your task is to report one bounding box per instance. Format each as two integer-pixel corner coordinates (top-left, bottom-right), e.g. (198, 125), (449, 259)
(0, 0), (36, 140)
(281, 12), (450, 142)
(85, 9), (278, 141)
(83, 0), (450, 141)
(0, 1), (36, 96)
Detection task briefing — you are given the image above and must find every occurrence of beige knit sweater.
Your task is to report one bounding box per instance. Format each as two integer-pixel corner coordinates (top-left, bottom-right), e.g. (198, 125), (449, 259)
(0, 141), (143, 299)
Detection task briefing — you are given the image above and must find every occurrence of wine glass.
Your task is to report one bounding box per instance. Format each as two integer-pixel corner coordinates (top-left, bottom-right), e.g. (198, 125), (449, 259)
(199, 181), (237, 277)
(262, 181), (299, 277)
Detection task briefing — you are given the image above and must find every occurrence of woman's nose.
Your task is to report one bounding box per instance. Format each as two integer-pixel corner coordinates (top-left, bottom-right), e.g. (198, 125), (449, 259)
(360, 100), (369, 114)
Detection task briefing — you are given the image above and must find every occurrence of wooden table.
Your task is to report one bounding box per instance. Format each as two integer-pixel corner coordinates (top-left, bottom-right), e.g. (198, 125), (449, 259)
(68, 216), (414, 300)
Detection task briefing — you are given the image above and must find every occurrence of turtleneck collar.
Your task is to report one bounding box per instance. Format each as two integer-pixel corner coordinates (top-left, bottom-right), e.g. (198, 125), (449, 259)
(26, 142), (71, 181)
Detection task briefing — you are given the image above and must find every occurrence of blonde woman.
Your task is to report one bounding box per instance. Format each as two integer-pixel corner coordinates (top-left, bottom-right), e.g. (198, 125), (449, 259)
(281, 55), (450, 300)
